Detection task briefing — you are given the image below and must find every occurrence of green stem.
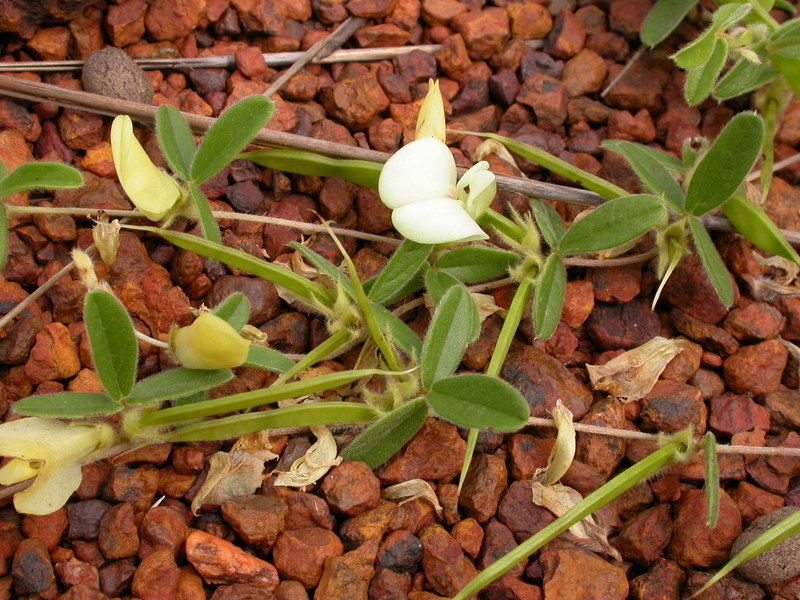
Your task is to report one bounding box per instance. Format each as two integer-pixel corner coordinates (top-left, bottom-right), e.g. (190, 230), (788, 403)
(272, 328), (353, 385)
(458, 275), (535, 493)
(748, 0), (780, 29)
(452, 440), (689, 600)
(478, 208), (525, 244)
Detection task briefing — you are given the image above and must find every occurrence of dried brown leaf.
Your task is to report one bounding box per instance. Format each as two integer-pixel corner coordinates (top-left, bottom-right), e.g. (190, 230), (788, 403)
(382, 479), (443, 519)
(273, 425), (341, 490)
(534, 400), (574, 486)
(586, 336), (690, 402)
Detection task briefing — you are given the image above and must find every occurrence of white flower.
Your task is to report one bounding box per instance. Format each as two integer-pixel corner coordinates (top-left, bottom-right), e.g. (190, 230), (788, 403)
(170, 312), (251, 370)
(111, 115), (183, 221)
(378, 79), (496, 245)
(0, 418), (115, 515)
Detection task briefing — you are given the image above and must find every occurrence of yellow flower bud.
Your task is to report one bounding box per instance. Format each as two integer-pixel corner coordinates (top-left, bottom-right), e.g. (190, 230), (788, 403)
(415, 79), (446, 142)
(110, 115), (182, 221)
(170, 312), (250, 370)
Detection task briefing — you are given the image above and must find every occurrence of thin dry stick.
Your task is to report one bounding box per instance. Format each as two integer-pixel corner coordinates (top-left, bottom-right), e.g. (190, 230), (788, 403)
(527, 417), (800, 457)
(600, 46), (645, 98)
(263, 16), (366, 98)
(5, 205), (401, 245)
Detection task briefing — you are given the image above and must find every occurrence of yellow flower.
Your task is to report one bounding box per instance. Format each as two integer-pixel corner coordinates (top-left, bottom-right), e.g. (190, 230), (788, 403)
(170, 312), (251, 370)
(0, 418), (115, 515)
(110, 115), (183, 221)
(378, 80), (496, 245)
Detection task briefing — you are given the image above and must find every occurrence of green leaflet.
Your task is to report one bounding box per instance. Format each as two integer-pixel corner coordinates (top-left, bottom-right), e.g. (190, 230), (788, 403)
(685, 112), (765, 216)
(242, 148), (382, 189)
(434, 246), (518, 283)
(341, 397), (429, 468)
(689, 217), (734, 307)
(83, 289), (138, 401)
(0, 162), (83, 198)
(533, 254), (566, 340)
(128, 368), (233, 405)
(420, 284), (479, 388)
(368, 240), (432, 305)
(212, 292), (251, 330)
(155, 105), (195, 180)
(703, 432), (720, 528)
(684, 38), (729, 106)
(530, 199), (567, 249)
(428, 374), (529, 432)
(243, 346), (296, 373)
(192, 96), (274, 184)
(13, 392), (122, 418)
(723, 194), (800, 266)
(559, 195), (666, 255)
(641, 0), (700, 46)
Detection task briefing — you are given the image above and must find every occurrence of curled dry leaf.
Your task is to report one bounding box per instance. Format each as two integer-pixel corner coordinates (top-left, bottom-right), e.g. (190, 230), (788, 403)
(190, 432), (279, 514)
(754, 253), (799, 286)
(530, 482), (621, 561)
(423, 292), (501, 324)
(473, 139), (525, 177)
(273, 425), (342, 490)
(382, 479), (444, 519)
(534, 400), (575, 486)
(746, 275), (800, 302)
(586, 336), (690, 402)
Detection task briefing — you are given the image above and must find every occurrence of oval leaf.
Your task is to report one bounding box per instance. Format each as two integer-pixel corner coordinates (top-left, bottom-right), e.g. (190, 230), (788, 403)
(242, 149), (381, 189)
(560, 195), (667, 255)
(128, 368), (233, 405)
(434, 247), (519, 283)
(672, 28), (718, 69)
(143, 227), (335, 309)
(341, 397), (428, 468)
(530, 199), (567, 249)
(368, 240), (433, 305)
(243, 346), (296, 373)
(601, 140), (685, 211)
(641, 0), (700, 46)
(684, 38), (729, 106)
(188, 181), (221, 244)
(212, 293), (251, 330)
(155, 105), (195, 180)
(685, 112), (765, 216)
(473, 132), (628, 199)
(13, 392), (122, 418)
(533, 254), (566, 340)
(420, 284), (480, 388)
(0, 162), (83, 198)
(425, 270), (462, 307)
(370, 305), (423, 359)
(723, 194), (800, 265)
(84, 289), (138, 400)
(714, 57), (778, 100)
(428, 374), (529, 432)
(192, 96), (274, 184)
(689, 216), (734, 307)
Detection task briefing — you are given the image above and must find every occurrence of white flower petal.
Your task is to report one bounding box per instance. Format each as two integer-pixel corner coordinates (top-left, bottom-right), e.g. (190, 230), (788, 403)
(415, 79), (446, 142)
(391, 198), (489, 244)
(378, 138), (457, 209)
(456, 162), (496, 219)
(111, 115), (182, 222)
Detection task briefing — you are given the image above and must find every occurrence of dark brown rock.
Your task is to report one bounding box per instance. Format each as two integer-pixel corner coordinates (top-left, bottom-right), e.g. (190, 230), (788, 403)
(478, 520), (524, 577)
(418, 525), (477, 598)
(377, 530), (423, 573)
(186, 530), (278, 589)
(221, 495), (287, 554)
(497, 481), (556, 542)
(517, 73), (568, 131)
(377, 418), (466, 484)
(540, 547), (627, 599)
(616, 504), (673, 566)
(640, 380), (707, 434)
(98, 503), (139, 560)
(319, 73), (390, 131)
(320, 461), (382, 517)
(723, 340), (788, 396)
(501, 344), (592, 420)
(668, 488), (742, 568)
(586, 298), (661, 350)
(723, 302), (785, 341)
(12, 538), (56, 597)
(458, 453), (507, 523)
(628, 558), (685, 600)
(273, 528), (343, 589)
(671, 309), (740, 357)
